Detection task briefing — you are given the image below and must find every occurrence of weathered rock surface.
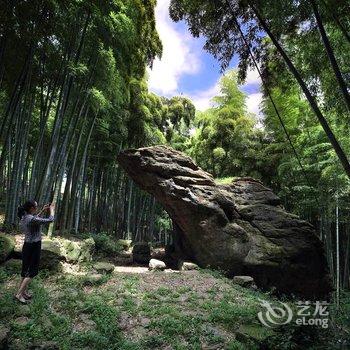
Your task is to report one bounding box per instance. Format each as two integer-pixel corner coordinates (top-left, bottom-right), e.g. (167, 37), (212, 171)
(118, 145), (332, 298)
(8, 235), (95, 273)
(151, 247), (166, 260)
(114, 251), (133, 266)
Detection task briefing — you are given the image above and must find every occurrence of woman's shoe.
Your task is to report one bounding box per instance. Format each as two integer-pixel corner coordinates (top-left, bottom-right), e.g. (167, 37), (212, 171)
(14, 294), (28, 304)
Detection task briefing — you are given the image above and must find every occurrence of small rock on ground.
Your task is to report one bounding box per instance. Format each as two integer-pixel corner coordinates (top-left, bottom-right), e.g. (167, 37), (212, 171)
(82, 273), (104, 285)
(14, 316), (30, 326)
(149, 258), (166, 271)
(93, 262), (115, 274)
(178, 261), (199, 271)
(233, 275), (256, 288)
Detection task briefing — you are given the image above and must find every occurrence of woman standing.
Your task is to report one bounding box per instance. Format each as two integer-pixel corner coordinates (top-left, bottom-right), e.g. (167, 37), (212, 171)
(15, 200), (55, 303)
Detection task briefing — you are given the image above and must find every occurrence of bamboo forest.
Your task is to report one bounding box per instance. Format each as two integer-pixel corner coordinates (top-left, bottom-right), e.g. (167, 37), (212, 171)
(0, 1), (349, 349)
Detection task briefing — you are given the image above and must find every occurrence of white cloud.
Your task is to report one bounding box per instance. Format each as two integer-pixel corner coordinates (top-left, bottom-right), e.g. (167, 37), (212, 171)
(186, 83), (220, 111)
(148, 2), (263, 116)
(245, 68), (261, 86)
(246, 92), (263, 116)
(148, 0), (201, 95)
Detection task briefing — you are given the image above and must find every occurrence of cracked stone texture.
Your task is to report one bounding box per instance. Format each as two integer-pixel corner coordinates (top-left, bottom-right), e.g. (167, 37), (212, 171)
(117, 145), (332, 298)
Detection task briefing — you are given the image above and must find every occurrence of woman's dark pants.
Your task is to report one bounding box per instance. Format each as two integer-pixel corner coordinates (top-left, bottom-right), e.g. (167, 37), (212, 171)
(21, 241), (41, 278)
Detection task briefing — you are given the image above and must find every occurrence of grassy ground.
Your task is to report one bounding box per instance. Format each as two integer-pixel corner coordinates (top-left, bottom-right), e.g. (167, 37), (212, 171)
(0, 266), (257, 349)
(1, 261), (348, 350)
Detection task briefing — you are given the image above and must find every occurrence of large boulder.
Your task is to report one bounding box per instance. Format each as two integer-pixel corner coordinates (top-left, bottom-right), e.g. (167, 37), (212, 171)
(0, 233), (15, 263)
(40, 236), (95, 269)
(117, 145), (332, 298)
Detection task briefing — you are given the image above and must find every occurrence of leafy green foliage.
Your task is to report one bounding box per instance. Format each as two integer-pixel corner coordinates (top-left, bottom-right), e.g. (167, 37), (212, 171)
(91, 232), (124, 256)
(260, 42), (350, 215)
(169, 0), (350, 217)
(188, 70), (260, 178)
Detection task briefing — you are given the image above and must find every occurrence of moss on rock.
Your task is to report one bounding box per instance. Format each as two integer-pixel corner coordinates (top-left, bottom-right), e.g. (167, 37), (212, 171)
(0, 233), (15, 263)
(93, 262), (115, 274)
(236, 324), (275, 345)
(3, 259), (22, 274)
(40, 240), (63, 271)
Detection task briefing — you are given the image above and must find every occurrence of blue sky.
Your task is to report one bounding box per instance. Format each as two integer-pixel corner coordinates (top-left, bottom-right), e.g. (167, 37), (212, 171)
(148, 0), (262, 115)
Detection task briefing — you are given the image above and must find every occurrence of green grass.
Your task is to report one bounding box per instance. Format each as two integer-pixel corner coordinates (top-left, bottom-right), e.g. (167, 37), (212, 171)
(215, 176), (236, 185)
(0, 265), (348, 349)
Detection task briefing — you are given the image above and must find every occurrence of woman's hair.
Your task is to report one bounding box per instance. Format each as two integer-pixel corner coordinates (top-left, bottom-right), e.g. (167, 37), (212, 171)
(17, 200), (37, 219)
